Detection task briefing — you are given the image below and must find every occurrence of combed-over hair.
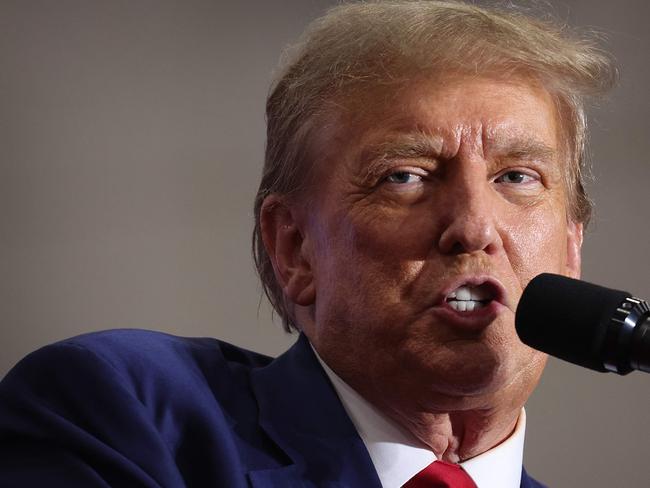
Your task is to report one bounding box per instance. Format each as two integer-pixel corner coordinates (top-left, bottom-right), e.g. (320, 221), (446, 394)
(253, 0), (617, 331)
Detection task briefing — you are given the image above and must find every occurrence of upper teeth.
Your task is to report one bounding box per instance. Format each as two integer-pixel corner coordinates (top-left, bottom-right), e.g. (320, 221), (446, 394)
(447, 285), (491, 302)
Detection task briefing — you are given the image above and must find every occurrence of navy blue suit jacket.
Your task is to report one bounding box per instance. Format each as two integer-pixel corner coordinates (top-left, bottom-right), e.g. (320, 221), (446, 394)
(0, 329), (545, 487)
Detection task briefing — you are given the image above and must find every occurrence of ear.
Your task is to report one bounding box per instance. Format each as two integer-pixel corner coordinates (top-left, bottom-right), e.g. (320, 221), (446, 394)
(564, 220), (583, 279)
(260, 195), (316, 306)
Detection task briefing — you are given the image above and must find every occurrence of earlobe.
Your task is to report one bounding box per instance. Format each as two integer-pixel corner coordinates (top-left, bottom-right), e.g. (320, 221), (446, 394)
(260, 195), (316, 306)
(565, 220), (584, 279)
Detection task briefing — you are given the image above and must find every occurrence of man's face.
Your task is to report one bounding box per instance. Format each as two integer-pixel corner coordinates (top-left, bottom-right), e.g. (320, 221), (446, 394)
(297, 76), (582, 410)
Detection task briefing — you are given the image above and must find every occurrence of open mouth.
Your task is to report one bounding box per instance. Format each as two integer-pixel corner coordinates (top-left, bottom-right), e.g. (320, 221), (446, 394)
(445, 283), (496, 312)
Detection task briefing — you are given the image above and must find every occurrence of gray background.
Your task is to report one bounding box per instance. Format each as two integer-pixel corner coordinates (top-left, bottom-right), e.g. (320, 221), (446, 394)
(0, 1), (648, 487)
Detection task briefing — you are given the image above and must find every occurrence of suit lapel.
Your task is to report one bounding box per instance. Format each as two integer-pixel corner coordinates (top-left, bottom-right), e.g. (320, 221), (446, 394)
(248, 334), (382, 488)
(520, 467), (546, 488)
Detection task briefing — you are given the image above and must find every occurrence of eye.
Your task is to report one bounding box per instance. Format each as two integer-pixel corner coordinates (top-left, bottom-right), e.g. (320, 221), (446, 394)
(494, 170), (538, 185)
(384, 171), (423, 184)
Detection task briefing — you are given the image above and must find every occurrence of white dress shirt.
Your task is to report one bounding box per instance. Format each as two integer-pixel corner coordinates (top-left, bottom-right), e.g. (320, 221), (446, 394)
(313, 348), (526, 488)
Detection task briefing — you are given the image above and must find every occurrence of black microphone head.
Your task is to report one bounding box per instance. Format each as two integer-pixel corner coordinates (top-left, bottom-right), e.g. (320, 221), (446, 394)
(515, 273), (631, 372)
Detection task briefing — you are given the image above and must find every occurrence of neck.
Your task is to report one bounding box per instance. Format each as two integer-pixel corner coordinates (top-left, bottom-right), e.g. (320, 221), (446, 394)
(386, 404), (520, 462)
(302, 316), (537, 464)
(311, 338), (524, 463)
(335, 364), (527, 463)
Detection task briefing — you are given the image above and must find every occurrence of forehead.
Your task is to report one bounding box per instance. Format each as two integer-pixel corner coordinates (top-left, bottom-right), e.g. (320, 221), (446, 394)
(313, 75), (561, 169)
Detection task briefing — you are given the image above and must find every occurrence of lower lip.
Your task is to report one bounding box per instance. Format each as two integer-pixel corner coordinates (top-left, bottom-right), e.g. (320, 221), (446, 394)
(431, 300), (506, 330)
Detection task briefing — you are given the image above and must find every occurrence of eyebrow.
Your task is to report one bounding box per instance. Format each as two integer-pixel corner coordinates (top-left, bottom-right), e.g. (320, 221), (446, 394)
(362, 133), (445, 162)
(361, 132), (556, 162)
(358, 133), (445, 179)
(356, 131), (559, 181)
(488, 136), (558, 163)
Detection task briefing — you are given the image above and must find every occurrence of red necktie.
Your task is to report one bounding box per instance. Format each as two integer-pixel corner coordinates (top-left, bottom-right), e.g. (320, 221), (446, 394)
(402, 461), (478, 488)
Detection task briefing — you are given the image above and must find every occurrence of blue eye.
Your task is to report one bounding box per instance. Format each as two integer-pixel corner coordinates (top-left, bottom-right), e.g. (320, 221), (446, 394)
(495, 171), (536, 184)
(385, 171), (422, 184)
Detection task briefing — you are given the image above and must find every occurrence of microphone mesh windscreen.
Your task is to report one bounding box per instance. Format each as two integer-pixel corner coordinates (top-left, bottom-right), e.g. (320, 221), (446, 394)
(515, 273), (630, 372)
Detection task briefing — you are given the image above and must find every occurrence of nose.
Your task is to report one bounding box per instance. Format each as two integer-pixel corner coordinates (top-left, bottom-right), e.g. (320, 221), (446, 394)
(437, 170), (503, 255)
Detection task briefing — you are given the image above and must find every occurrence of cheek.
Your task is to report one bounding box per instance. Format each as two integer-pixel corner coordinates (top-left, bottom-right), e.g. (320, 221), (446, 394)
(502, 203), (569, 285)
(345, 202), (438, 261)
(345, 207), (439, 298)
(313, 204), (435, 307)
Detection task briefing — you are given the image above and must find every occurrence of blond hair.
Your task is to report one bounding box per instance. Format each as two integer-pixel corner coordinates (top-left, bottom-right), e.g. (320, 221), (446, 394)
(253, 0), (617, 331)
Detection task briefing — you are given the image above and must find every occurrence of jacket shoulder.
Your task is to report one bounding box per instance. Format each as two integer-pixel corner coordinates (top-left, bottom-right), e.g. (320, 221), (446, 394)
(58, 327), (273, 371)
(1, 328), (275, 426)
(0, 328), (278, 487)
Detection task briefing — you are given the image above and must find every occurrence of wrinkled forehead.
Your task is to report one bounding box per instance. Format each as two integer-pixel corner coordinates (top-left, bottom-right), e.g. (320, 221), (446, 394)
(306, 74), (564, 177)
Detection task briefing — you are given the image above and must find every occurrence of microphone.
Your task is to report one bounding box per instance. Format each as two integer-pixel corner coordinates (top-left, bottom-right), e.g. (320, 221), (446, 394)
(515, 273), (650, 375)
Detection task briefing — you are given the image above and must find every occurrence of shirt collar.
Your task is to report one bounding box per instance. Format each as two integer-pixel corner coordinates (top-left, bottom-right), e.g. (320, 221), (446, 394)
(312, 346), (526, 488)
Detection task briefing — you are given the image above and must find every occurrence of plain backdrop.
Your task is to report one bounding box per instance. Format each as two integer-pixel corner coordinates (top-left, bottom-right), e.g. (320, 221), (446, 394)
(0, 1), (648, 487)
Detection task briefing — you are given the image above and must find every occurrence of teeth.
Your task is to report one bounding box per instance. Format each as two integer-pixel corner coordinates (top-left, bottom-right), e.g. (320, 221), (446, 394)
(448, 300), (485, 312)
(456, 286), (471, 301)
(448, 285), (492, 302)
(446, 284), (493, 312)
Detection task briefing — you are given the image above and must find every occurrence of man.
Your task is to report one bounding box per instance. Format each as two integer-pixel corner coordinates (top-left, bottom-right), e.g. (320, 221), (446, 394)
(0, 1), (615, 487)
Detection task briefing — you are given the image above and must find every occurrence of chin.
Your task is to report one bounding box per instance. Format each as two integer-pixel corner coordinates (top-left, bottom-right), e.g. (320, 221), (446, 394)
(420, 344), (524, 398)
